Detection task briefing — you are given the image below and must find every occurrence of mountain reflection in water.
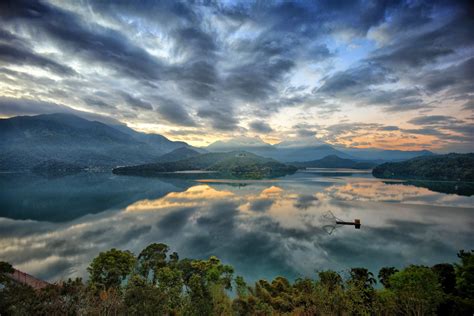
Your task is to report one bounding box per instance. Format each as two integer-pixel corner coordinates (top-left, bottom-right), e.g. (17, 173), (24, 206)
(0, 171), (472, 283)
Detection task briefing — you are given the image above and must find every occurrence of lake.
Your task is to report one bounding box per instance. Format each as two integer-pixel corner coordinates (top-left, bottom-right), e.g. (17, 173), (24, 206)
(0, 169), (473, 283)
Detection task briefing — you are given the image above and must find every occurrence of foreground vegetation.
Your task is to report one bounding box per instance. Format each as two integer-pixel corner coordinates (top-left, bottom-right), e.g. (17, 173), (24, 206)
(1, 244), (473, 315)
(372, 153), (474, 181)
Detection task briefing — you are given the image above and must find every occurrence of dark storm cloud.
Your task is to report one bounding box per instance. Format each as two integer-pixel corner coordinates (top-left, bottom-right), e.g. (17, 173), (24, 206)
(369, 10), (473, 68)
(378, 126), (399, 131)
(82, 97), (114, 109)
(408, 116), (461, 126)
(317, 70), (424, 112)
(406, 115), (474, 143)
(157, 98), (196, 127)
(0, 0), (472, 143)
(120, 92), (153, 110)
(197, 108), (238, 131)
(224, 58), (295, 102)
(249, 120), (273, 133)
(362, 88), (425, 112)
(0, 40), (75, 76)
(1, 0), (168, 81)
(316, 63), (396, 96)
(173, 27), (217, 57)
(177, 61), (218, 99)
(417, 58), (474, 97)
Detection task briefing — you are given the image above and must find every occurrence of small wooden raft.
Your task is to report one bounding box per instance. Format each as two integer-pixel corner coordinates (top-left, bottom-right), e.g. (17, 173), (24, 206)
(336, 219), (361, 229)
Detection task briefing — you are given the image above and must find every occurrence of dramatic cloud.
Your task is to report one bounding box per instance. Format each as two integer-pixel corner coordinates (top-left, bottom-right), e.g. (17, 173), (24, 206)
(249, 120), (273, 133)
(0, 0), (472, 151)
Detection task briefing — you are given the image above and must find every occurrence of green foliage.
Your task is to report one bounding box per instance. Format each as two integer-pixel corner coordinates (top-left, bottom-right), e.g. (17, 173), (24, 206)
(346, 268), (377, 315)
(378, 266), (398, 288)
(2, 244), (474, 315)
(389, 265), (444, 315)
(113, 151), (297, 178)
(372, 153), (474, 181)
(124, 275), (166, 315)
(0, 261), (14, 284)
(432, 263), (456, 294)
(137, 242), (169, 284)
(455, 250), (474, 298)
(87, 248), (136, 289)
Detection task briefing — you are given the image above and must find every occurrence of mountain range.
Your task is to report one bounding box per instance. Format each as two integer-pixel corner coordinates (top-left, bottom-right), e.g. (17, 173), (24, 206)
(0, 113), (191, 170)
(0, 113), (434, 171)
(205, 136), (433, 162)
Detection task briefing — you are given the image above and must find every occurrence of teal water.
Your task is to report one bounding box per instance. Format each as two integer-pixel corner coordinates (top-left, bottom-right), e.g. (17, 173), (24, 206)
(0, 170), (473, 283)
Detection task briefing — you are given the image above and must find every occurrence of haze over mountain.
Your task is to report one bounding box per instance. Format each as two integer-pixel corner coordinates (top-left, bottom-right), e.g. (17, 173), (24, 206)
(0, 113), (439, 171)
(0, 113), (192, 170)
(205, 136), (433, 162)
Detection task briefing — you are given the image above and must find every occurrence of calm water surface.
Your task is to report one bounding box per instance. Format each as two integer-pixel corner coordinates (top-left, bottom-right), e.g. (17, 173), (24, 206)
(0, 169), (473, 283)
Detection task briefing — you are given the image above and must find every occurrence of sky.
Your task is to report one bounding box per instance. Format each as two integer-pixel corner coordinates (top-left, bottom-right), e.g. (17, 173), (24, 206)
(0, 0), (473, 152)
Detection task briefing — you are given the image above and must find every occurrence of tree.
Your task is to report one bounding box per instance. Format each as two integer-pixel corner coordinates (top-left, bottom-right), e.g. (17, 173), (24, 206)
(455, 250), (474, 298)
(378, 267), (398, 288)
(137, 243), (169, 284)
(318, 270), (343, 292)
(389, 265), (443, 316)
(347, 268), (377, 315)
(431, 263), (457, 316)
(315, 271), (347, 315)
(124, 275), (166, 315)
(87, 248), (136, 289)
(0, 261), (14, 284)
(156, 266), (184, 312)
(432, 263), (456, 294)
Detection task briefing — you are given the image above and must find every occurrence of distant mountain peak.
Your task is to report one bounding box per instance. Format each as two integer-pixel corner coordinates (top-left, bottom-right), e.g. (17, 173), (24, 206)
(275, 137), (327, 148)
(207, 136), (271, 149)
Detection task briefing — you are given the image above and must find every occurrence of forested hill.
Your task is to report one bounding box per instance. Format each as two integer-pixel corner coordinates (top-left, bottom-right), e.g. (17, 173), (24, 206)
(113, 151), (297, 178)
(0, 113), (190, 170)
(372, 153), (474, 181)
(291, 155), (378, 169)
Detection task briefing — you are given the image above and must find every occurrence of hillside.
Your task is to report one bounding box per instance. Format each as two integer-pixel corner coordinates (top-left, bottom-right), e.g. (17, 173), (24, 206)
(340, 148), (434, 161)
(155, 147), (201, 162)
(372, 153), (474, 181)
(291, 155), (378, 169)
(0, 113), (190, 170)
(113, 151), (297, 178)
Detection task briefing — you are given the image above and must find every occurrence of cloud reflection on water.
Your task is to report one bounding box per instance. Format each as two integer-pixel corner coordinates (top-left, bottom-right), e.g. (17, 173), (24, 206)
(0, 172), (472, 283)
